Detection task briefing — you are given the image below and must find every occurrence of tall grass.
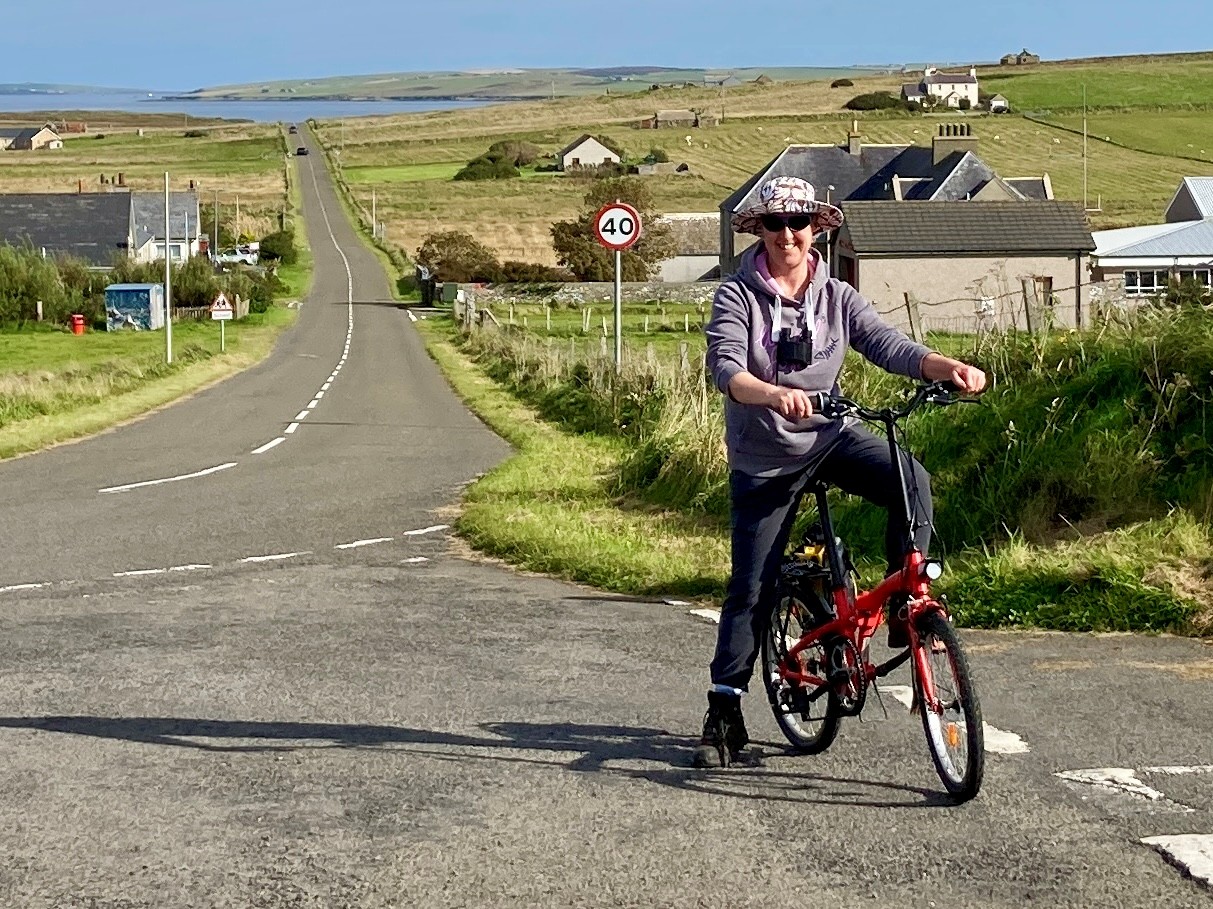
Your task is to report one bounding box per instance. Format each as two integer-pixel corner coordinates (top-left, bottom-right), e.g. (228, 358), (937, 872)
(448, 304), (1213, 634)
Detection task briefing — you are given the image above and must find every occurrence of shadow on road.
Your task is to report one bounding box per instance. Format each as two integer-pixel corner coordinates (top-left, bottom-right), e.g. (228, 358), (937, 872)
(0, 715), (956, 808)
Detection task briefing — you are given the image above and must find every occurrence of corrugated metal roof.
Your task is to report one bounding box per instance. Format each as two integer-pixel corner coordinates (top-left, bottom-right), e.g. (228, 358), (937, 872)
(1094, 218), (1213, 258)
(841, 201), (1095, 254)
(1181, 178), (1213, 218)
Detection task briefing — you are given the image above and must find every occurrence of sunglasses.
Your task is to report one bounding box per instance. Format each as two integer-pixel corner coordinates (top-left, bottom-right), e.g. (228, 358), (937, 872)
(760, 214), (813, 232)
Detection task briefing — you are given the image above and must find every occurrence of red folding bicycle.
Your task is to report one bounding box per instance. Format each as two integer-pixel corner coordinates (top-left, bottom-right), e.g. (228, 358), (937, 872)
(760, 380), (985, 802)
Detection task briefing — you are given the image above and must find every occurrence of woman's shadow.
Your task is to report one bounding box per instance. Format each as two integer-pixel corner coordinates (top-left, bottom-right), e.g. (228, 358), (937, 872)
(0, 714), (957, 808)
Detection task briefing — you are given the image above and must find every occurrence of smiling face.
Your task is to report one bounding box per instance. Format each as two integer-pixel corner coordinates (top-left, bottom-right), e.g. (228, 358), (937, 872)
(760, 214), (815, 275)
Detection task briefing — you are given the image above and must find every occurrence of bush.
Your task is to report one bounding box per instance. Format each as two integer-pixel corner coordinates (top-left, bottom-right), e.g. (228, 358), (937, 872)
(904, 100), (923, 112)
(182, 129), (206, 138)
(549, 177), (676, 281)
(831, 78), (854, 88)
(487, 139), (542, 167)
(844, 92), (901, 111)
(496, 261), (575, 283)
(958, 98), (972, 110)
(454, 155), (520, 181)
(416, 230), (501, 283)
(258, 229), (298, 266)
(645, 147), (669, 164)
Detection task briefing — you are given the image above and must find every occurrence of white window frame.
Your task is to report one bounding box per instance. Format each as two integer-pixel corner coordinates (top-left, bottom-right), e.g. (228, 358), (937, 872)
(1122, 269), (1172, 296)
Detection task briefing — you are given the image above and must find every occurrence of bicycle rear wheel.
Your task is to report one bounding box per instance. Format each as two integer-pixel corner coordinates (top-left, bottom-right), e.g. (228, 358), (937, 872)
(761, 592), (841, 753)
(914, 611), (984, 801)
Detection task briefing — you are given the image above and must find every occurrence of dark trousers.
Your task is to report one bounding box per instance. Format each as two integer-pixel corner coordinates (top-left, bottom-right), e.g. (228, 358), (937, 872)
(709, 425), (933, 692)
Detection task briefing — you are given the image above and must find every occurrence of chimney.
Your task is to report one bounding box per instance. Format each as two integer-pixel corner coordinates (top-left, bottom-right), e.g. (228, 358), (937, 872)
(848, 118), (862, 156)
(933, 122), (978, 165)
(969, 66), (977, 78)
(117, 172), (125, 187)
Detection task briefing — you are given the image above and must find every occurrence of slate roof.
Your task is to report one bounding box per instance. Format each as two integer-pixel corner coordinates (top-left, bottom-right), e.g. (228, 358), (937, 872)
(924, 72), (978, 85)
(131, 191), (200, 247)
(1092, 219), (1213, 258)
(840, 201), (1095, 254)
(0, 192), (131, 266)
(1005, 177), (1051, 201)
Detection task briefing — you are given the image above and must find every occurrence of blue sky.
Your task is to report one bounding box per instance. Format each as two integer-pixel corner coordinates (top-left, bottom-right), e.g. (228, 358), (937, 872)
(2, 0), (1209, 89)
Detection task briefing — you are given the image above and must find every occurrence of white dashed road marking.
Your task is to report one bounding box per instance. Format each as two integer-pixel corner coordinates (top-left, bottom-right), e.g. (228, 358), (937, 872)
(690, 608), (721, 622)
(0, 583), (49, 593)
(169, 564), (212, 572)
(239, 552), (309, 563)
(1055, 767), (1204, 812)
(251, 437), (285, 455)
(401, 524), (449, 536)
(407, 310), (418, 322)
(402, 557), (429, 564)
(99, 462), (237, 494)
(113, 569), (166, 578)
(294, 410), (310, 421)
(285, 423), (300, 434)
(1140, 834), (1213, 889)
(335, 537), (393, 550)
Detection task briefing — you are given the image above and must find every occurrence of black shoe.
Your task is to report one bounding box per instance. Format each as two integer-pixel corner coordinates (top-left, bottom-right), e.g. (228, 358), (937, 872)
(886, 594), (911, 649)
(692, 691), (749, 768)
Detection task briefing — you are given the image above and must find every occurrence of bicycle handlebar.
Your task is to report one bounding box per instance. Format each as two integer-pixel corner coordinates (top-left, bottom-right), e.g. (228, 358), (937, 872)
(810, 380), (979, 423)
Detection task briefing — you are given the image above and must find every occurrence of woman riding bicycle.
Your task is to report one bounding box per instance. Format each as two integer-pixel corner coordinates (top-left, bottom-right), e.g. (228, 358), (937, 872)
(696, 176), (987, 769)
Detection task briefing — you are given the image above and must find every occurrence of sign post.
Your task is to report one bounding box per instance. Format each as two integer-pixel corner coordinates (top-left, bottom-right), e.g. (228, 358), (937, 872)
(210, 292), (233, 352)
(593, 201), (642, 371)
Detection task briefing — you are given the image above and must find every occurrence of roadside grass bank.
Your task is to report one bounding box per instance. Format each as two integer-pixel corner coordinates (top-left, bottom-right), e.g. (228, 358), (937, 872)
(0, 305), (297, 460)
(415, 310), (1213, 637)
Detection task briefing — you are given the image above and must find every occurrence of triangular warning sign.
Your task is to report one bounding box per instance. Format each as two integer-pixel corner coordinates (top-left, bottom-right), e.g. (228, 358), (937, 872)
(210, 293), (232, 311)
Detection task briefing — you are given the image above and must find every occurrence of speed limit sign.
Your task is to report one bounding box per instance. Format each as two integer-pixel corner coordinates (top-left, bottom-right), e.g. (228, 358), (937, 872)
(593, 202), (642, 251)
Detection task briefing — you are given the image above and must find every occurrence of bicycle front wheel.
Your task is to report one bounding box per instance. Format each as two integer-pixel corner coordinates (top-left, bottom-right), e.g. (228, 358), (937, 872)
(761, 593), (841, 754)
(914, 611), (984, 801)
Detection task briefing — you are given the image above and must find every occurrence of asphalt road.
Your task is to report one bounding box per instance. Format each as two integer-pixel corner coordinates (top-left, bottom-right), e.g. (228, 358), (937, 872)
(0, 126), (1211, 909)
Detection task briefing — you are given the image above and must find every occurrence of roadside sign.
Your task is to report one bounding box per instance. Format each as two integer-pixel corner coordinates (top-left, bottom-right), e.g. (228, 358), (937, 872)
(210, 293), (233, 321)
(593, 202), (642, 251)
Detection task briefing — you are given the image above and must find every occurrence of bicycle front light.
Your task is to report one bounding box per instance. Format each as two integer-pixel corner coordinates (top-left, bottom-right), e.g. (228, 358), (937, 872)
(921, 559), (944, 580)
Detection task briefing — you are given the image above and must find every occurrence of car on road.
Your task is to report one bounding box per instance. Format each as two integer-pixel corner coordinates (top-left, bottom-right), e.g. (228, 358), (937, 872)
(288, 125), (297, 134)
(296, 146), (309, 156)
(214, 244), (260, 266)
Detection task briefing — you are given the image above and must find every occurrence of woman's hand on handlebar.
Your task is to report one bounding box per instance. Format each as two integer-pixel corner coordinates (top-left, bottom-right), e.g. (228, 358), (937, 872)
(766, 386), (815, 419)
(922, 353), (987, 395)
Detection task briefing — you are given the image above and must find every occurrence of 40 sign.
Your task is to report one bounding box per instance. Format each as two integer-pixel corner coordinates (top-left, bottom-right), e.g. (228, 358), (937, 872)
(593, 202), (642, 251)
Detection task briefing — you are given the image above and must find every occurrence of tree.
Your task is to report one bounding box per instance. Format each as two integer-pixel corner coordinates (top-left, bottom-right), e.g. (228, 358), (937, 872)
(258, 229), (298, 265)
(416, 230), (501, 282)
(549, 178), (676, 282)
(844, 91), (901, 111)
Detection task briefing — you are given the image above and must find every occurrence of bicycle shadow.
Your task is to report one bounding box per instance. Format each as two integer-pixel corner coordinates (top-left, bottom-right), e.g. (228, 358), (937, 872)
(0, 715), (957, 808)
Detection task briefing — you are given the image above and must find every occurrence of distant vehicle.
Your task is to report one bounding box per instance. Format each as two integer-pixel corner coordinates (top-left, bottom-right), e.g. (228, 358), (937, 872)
(214, 244), (259, 266)
(288, 125), (298, 133)
(295, 146), (309, 156)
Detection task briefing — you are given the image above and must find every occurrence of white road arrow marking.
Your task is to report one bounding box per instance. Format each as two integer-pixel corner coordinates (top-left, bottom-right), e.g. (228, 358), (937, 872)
(1141, 834), (1213, 888)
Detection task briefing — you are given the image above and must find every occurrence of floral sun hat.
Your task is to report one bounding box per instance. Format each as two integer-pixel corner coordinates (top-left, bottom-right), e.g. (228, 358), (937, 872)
(730, 175), (844, 235)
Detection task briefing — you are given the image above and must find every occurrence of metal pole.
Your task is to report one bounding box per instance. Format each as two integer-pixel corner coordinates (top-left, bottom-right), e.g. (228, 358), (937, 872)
(214, 190), (219, 256)
(613, 249), (622, 372)
(1082, 84), (1088, 210)
(164, 172), (172, 364)
(220, 319), (225, 353)
(372, 190), (376, 237)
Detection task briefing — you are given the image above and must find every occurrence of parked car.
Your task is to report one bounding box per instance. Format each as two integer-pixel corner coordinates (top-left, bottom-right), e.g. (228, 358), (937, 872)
(296, 146), (309, 156)
(214, 244), (259, 266)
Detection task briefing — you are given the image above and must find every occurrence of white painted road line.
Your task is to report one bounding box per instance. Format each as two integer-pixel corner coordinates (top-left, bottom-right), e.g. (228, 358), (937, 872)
(407, 310), (418, 322)
(251, 437), (285, 455)
(1143, 765), (1213, 776)
(113, 568), (166, 578)
(401, 524), (449, 536)
(169, 564), (212, 572)
(321, 382), (331, 391)
(285, 423), (300, 434)
(335, 537), (394, 550)
(0, 582), (49, 593)
(99, 462), (237, 494)
(294, 410), (309, 421)
(883, 685), (1029, 755)
(1055, 768), (1193, 811)
(663, 598), (692, 606)
(307, 400), (319, 409)
(239, 552), (308, 563)
(315, 391), (324, 399)
(1141, 834), (1213, 888)
(690, 608), (721, 623)
(402, 557), (429, 564)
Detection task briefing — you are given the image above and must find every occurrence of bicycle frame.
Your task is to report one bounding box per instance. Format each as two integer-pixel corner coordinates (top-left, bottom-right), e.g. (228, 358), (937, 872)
(777, 384), (963, 713)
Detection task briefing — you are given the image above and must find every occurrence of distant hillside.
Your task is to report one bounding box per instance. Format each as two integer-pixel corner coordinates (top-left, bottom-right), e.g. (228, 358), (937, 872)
(0, 83), (152, 95)
(165, 66), (889, 102)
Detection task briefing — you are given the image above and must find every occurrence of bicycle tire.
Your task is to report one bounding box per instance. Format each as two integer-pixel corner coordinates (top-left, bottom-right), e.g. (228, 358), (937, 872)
(760, 592), (842, 754)
(914, 611), (985, 801)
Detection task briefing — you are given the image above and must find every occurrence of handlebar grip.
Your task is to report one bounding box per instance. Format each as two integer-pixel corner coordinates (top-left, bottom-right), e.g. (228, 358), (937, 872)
(808, 392), (830, 413)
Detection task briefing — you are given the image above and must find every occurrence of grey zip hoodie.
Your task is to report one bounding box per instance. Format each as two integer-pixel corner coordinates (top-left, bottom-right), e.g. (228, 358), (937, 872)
(704, 244), (932, 476)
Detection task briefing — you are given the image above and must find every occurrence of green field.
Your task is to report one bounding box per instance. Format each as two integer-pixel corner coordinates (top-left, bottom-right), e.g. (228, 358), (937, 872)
(1039, 110), (1213, 162)
(342, 162), (464, 183)
(979, 54), (1213, 111)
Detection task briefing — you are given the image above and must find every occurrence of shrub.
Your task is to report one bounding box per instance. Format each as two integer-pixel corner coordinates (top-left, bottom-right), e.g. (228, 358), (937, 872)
(904, 100), (924, 112)
(416, 230), (501, 283)
(497, 261), (575, 282)
(258, 229), (298, 266)
(645, 147), (669, 164)
(549, 177), (676, 281)
(831, 78), (854, 88)
(958, 98), (972, 110)
(844, 92), (901, 111)
(182, 129), (207, 138)
(487, 139), (542, 167)
(454, 155), (520, 181)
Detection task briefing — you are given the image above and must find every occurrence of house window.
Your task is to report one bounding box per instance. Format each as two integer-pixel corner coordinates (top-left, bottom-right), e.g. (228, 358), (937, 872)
(1122, 269), (1172, 295)
(1177, 269), (1212, 287)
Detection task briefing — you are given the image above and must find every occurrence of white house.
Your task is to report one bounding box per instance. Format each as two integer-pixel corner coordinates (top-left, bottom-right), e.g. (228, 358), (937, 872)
(902, 67), (980, 108)
(556, 134), (620, 171)
(130, 191), (202, 264)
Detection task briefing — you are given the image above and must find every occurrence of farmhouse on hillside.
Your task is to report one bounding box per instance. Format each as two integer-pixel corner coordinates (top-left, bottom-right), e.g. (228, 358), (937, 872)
(1000, 48), (1041, 65)
(0, 125), (64, 150)
(638, 109), (717, 129)
(556, 134), (621, 171)
(900, 66), (980, 108)
(652, 213), (719, 282)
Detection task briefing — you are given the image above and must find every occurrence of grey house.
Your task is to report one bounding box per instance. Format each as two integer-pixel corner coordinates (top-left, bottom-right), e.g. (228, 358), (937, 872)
(0, 193), (132, 266)
(718, 123), (1053, 276)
